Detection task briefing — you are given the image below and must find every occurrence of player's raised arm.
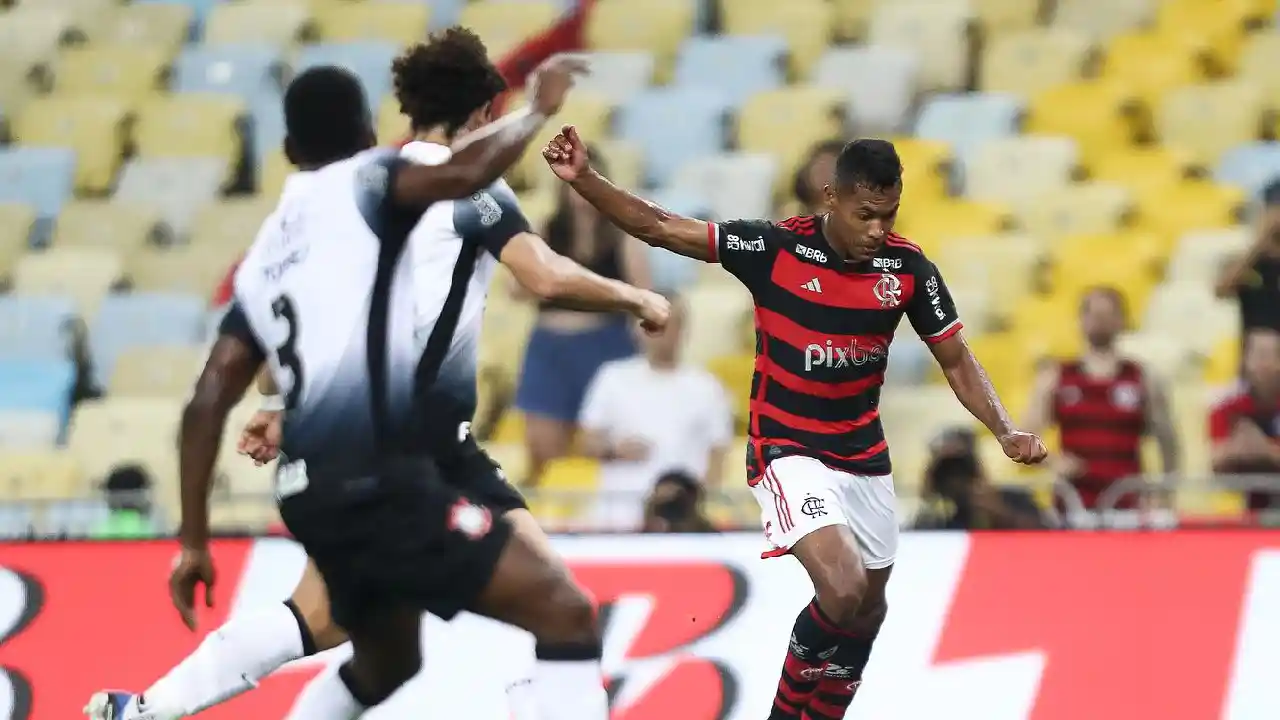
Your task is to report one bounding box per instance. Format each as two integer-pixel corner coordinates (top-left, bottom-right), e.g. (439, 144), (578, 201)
(543, 125), (713, 261)
(389, 55), (587, 206)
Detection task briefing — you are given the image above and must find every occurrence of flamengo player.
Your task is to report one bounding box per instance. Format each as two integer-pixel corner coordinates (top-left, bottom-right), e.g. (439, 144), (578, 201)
(543, 129), (1048, 719)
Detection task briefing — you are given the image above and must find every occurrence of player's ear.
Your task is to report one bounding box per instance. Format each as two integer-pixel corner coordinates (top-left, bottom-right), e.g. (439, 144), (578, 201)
(822, 182), (838, 211)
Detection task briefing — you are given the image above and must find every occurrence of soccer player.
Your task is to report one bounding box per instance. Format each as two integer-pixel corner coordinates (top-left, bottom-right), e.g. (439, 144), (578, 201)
(87, 56), (666, 720)
(1023, 286), (1179, 513)
(543, 129), (1048, 720)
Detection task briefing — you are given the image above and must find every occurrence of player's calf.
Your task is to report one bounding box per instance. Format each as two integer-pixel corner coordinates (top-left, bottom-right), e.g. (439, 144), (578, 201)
(801, 575), (889, 720)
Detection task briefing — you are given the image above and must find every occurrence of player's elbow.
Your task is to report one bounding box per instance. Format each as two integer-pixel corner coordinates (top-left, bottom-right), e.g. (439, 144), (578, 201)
(518, 256), (576, 301)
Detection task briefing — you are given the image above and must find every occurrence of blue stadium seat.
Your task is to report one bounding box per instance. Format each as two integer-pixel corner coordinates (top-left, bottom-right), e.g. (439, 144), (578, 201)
(914, 93), (1024, 164)
(250, 94), (286, 165)
(647, 244), (700, 295)
(89, 292), (208, 386)
(0, 359), (75, 433)
(0, 147), (77, 221)
(674, 35), (787, 107)
(173, 44), (283, 101)
(0, 295), (77, 361)
(619, 87), (730, 187)
(295, 42), (399, 109)
(1215, 142), (1280, 198)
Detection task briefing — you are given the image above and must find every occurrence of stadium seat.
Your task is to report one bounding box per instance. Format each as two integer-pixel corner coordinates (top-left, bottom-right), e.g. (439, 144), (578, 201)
(1090, 147), (1194, 194)
(90, 293), (207, 386)
(1215, 142), (1280, 197)
(964, 136), (1079, 204)
(0, 7), (75, 76)
(172, 44), (283, 100)
(0, 452), (82, 501)
(1116, 332), (1196, 383)
(831, 0), (876, 41)
(914, 93), (1023, 169)
(202, 1), (311, 46)
(0, 507), (35, 539)
(0, 146), (77, 221)
(259, 150), (292, 199)
(0, 409), (59, 449)
(0, 360), (75, 441)
(868, 0), (974, 92)
(669, 153), (778, 222)
(1143, 281), (1237, 353)
(133, 95), (245, 171)
(14, 248), (123, 315)
(574, 52), (657, 105)
(973, 0), (1042, 34)
(1203, 335), (1240, 385)
(735, 86), (843, 191)
(0, 205), (36, 281)
(1050, 232), (1161, 311)
(91, 2), (193, 53)
(675, 35), (787, 108)
(251, 92), (289, 164)
(376, 96), (408, 147)
(0, 295), (77, 361)
(681, 282), (754, 366)
(536, 456), (600, 524)
(190, 198), (275, 248)
(980, 29), (1093, 97)
(1154, 0), (1260, 75)
(895, 199), (1013, 254)
(1165, 228), (1251, 285)
(706, 353), (752, 434)
(586, 0), (694, 81)
(127, 243), (245, 298)
(109, 345), (204, 398)
(892, 138), (952, 203)
(114, 157), (229, 236)
(514, 89), (616, 190)
(718, 0), (834, 78)
(1130, 180), (1243, 238)
(1052, 0), (1156, 41)
(879, 385), (979, 485)
(12, 96), (129, 194)
(67, 397), (183, 485)
(933, 234), (1044, 325)
(53, 202), (162, 253)
(459, 1), (560, 60)
(591, 139), (645, 192)
(1238, 32), (1280, 106)
(620, 86), (730, 187)
(1100, 32), (1205, 106)
(1026, 80), (1136, 170)
(313, 1), (430, 44)
(295, 42), (399, 108)
(1015, 182), (1132, 240)
(133, 0), (221, 28)
(810, 46), (919, 134)
(1156, 82), (1263, 167)
(1005, 293), (1084, 359)
(53, 45), (170, 104)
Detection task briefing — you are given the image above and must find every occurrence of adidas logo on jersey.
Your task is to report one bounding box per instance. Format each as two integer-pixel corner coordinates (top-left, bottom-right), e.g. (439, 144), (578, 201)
(801, 278), (823, 293)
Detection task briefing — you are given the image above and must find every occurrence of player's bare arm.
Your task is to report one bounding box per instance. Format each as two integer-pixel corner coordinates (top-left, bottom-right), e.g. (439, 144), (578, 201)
(1022, 362), (1060, 437)
(1141, 372), (1181, 473)
(543, 125), (713, 261)
(931, 333), (1048, 464)
(391, 55), (587, 206)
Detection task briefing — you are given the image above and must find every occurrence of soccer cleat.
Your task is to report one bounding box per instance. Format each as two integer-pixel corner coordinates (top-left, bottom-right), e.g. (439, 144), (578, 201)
(84, 691), (166, 720)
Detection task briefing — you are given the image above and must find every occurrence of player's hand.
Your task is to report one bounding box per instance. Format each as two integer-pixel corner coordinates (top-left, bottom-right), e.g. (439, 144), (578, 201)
(543, 124), (589, 182)
(631, 289), (671, 335)
(169, 545), (216, 631)
(998, 430), (1048, 465)
(528, 54), (589, 117)
(238, 409), (283, 466)
(613, 437), (651, 462)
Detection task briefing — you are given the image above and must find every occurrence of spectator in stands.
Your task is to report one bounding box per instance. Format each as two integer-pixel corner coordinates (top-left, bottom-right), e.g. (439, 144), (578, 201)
(516, 146), (652, 485)
(1216, 178), (1280, 338)
(789, 139), (845, 216)
(66, 317), (102, 407)
(91, 464), (157, 539)
(577, 295), (732, 529)
(1209, 328), (1280, 511)
(913, 427), (1046, 530)
(640, 470), (718, 534)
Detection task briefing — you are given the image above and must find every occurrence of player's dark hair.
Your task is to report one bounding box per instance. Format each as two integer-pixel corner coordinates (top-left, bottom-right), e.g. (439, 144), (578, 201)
(283, 66), (375, 168)
(793, 139), (846, 206)
(833, 138), (903, 192)
(392, 27), (508, 136)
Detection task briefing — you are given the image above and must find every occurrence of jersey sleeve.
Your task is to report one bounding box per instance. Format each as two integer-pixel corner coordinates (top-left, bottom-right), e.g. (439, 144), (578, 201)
(1208, 396), (1239, 441)
(706, 218), (780, 290)
(217, 301), (267, 363)
(906, 258), (963, 344)
(453, 179), (532, 258)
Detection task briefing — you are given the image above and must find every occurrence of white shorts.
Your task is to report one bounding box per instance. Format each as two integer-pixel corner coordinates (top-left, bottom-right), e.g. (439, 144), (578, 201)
(751, 455), (898, 569)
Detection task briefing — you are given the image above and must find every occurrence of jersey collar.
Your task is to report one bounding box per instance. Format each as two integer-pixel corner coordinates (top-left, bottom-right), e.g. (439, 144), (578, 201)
(279, 171), (317, 204)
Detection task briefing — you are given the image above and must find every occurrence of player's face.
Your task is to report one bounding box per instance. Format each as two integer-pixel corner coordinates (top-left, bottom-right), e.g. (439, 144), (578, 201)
(823, 182), (901, 262)
(1079, 292), (1124, 348)
(1244, 331), (1280, 388)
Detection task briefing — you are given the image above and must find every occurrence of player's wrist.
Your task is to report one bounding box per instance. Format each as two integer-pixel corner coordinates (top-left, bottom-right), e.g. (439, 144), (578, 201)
(260, 393), (285, 412)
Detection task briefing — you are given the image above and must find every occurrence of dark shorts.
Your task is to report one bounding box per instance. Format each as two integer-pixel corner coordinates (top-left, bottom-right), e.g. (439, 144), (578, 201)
(515, 317), (637, 423)
(278, 445), (521, 629)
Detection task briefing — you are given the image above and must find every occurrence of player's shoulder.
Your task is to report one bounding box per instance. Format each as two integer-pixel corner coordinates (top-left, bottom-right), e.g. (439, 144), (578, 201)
(881, 232), (931, 268)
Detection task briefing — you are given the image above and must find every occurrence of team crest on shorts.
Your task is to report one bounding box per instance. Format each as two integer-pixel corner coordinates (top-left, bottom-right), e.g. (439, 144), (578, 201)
(448, 500), (492, 539)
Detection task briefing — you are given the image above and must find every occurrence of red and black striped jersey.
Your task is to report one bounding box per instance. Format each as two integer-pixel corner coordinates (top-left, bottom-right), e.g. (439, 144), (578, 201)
(706, 214), (963, 477)
(1052, 359), (1147, 499)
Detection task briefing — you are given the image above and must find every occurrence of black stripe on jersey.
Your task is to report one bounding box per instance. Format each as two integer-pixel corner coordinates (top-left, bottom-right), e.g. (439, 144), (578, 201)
(414, 243), (481, 400)
(754, 414), (889, 465)
(764, 285), (906, 337)
(762, 377), (882, 425)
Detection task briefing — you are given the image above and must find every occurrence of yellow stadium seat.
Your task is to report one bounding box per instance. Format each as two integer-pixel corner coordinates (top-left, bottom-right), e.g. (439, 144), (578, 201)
(0, 205), (35, 281)
(1015, 182), (1132, 239)
(490, 410), (526, 445)
(720, 0), (834, 77)
(868, 0), (973, 92)
(0, 452), (83, 501)
(514, 90), (615, 190)
(203, 1), (311, 46)
(706, 353), (753, 434)
(190, 198), (276, 248)
(92, 3), (193, 53)
(67, 397), (182, 485)
(1239, 32), (1280, 106)
(973, 0), (1041, 34)
(965, 136), (1079, 204)
(1131, 180), (1244, 238)
(933, 234), (1044, 326)
(1052, 0), (1155, 41)
(682, 282), (754, 366)
(896, 199), (1013, 254)
(1026, 80), (1137, 170)
(134, 95), (244, 169)
(128, 244), (245, 297)
(1156, 82), (1263, 167)
(1204, 335), (1239, 385)
(514, 188), (556, 231)
(587, 0), (694, 81)
(377, 96), (408, 146)
(831, 0), (875, 41)
(314, 1), (429, 44)
(1154, 0), (1261, 74)
(1089, 147), (1194, 194)
(13, 96), (129, 194)
(109, 345), (203, 397)
(962, 331), (1039, 401)
(53, 202), (160, 253)
(1006, 293), (1083, 359)
(736, 86), (843, 191)
(14, 248), (123, 315)
(536, 456), (600, 523)
(0, 7), (74, 68)
(53, 45), (169, 104)
(893, 137), (951, 203)
(1050, 233), (1160, 315)
(261, 150), (292, 198)
(14, 0), (114, 11)
(1116, 332), (1197, 382)
(460, 1), (560, 60)
(1100, 32), (1205, 106)
(980, 29), (1093, 97)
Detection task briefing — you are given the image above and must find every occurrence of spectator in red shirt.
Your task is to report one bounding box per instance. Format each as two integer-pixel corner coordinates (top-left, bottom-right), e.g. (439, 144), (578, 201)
(1209, 328), (1280, 510)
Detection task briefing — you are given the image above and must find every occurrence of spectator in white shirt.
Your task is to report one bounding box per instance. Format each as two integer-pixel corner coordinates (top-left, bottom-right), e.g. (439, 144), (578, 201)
(578, 296), (734, 529)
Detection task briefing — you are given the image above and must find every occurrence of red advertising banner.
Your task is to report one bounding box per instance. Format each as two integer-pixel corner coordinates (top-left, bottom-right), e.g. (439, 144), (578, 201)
(0, 532), (1278, 720)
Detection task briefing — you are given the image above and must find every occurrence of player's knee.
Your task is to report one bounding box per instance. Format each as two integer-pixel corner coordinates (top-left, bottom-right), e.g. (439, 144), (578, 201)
(849, 599), (888, 637)
(813, 571), (869, 629)
(532, 580), (600, 647)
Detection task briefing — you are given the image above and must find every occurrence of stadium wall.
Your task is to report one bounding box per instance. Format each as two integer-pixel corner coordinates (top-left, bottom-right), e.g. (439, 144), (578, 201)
(0, 532), (1277, 719)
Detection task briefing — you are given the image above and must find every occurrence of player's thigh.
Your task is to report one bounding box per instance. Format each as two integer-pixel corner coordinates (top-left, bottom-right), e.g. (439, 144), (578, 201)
(290, 558), (348, 652)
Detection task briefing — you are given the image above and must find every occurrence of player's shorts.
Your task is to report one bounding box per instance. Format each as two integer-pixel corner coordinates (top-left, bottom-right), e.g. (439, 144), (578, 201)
(439, 436), (528, 515)
(277, 453), (513, 630)
(750, 454), (898, 569)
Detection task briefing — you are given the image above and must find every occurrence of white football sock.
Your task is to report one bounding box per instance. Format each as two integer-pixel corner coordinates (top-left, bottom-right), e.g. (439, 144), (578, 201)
(533, 659), (609, 720)
(139, 602), (306, 718)
(507, 678), (542, 720)
(283, 666), (364, 720)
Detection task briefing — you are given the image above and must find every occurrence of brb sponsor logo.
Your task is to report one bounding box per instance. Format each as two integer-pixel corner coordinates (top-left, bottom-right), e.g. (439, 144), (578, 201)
(803, 339), (887, 371)
(925, 276), (945, 320)
(725, 234), (765, 252)
(795, 245), (827, 263)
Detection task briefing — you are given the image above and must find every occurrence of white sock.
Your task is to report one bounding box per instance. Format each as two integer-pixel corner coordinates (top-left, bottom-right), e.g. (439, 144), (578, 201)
(284, 665), (364, 720)
(140, 602), (307, 717)
(506, 678), (541, 720)
(533, 659), (609, 720)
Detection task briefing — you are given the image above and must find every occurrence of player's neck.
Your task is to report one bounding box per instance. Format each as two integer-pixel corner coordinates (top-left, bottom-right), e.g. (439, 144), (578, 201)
(1080, 348), (1120, 375)
(414, 126), (453, 147)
